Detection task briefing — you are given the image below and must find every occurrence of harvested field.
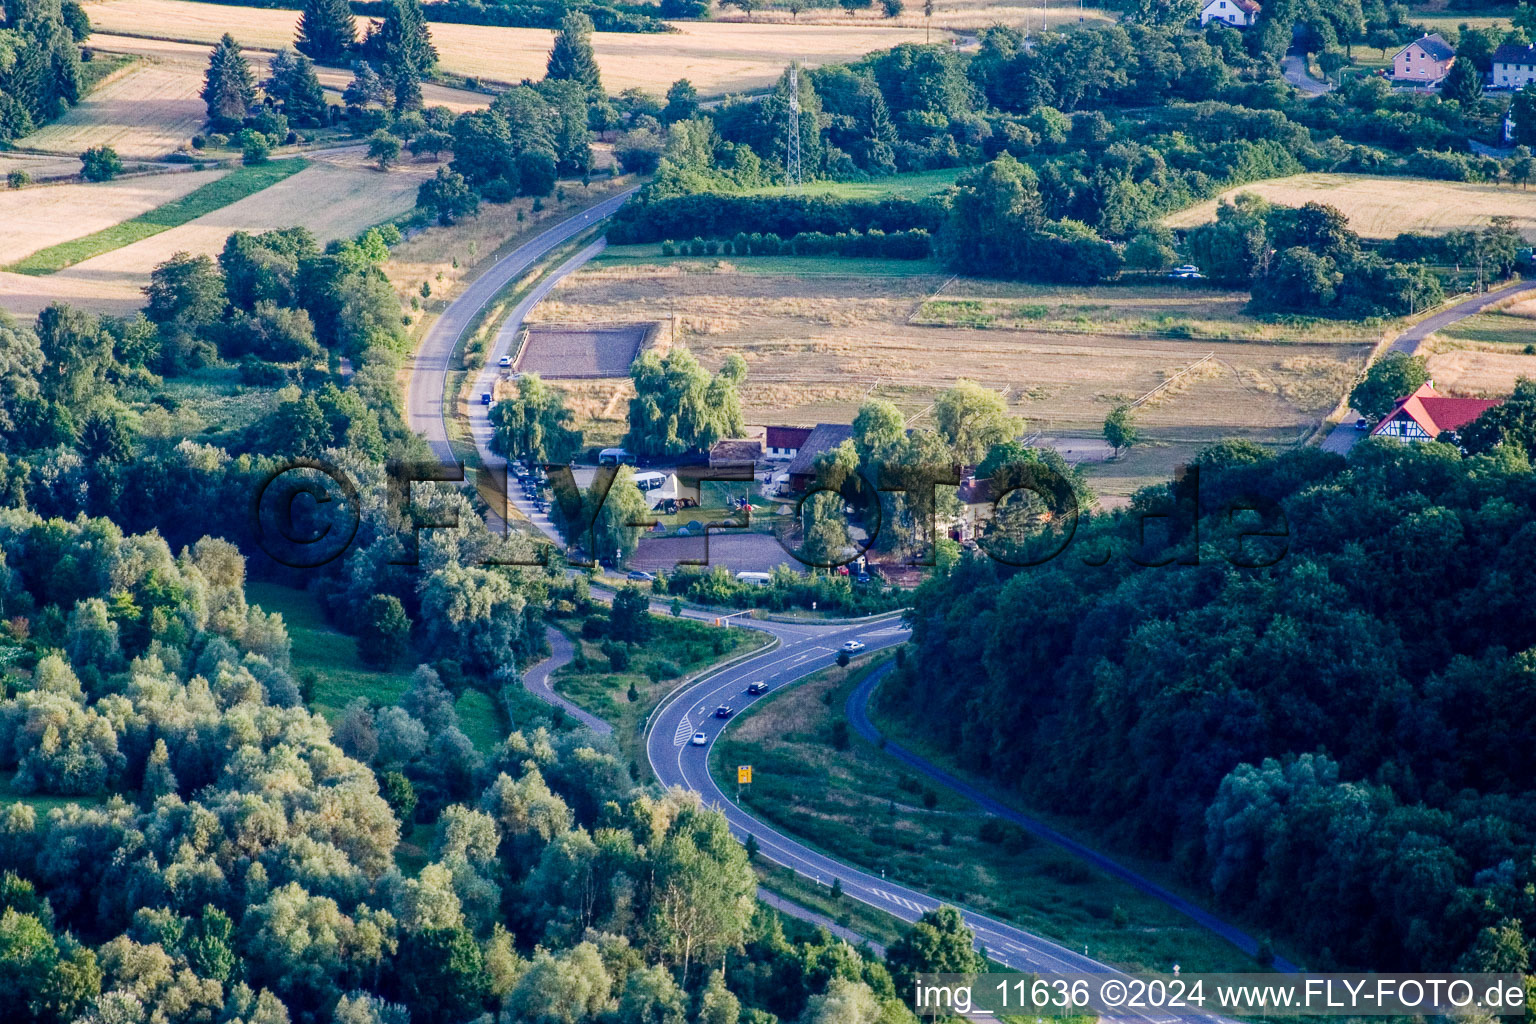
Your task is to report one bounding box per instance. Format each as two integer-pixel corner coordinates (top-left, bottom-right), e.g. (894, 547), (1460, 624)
(537, 262), (1371, 440)
(0, 152), (95, 183)
(84, 0), (940, 93)
(515, 323), (651, 378)
(21, 53), (206, 160)
(1165, 173), (1536, 240)
(713, 0), (1113, 31)
(0, 167), (225, 265)
(0, 149), (428, 317)
(1422, 308), (1536, 396)
(92, 35), (490, 113)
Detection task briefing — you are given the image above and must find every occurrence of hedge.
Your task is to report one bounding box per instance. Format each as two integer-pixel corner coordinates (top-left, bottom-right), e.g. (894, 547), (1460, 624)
(607, 191), (946, 244)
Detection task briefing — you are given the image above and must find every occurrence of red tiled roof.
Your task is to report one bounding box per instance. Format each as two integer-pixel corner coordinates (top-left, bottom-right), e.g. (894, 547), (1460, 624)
(1370, 383), (1501, 438)
(766, 426), (813, 450)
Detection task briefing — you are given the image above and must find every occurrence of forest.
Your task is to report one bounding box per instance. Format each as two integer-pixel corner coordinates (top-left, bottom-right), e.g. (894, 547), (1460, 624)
(883, 427), (1536, 973)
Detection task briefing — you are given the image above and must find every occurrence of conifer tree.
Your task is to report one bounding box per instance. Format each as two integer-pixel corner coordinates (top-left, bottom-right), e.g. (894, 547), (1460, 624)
(284, 55), (328, 126)
(545, 10), (603, 102)
(365, 0), (436, 110)
(296, 0), (356, 65)
(201, 33), (257, 130)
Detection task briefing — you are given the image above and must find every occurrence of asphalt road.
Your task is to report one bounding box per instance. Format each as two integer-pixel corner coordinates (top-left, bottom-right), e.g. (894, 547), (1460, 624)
(404, 188), (637, 464)
(639, 614), (1250, 1017)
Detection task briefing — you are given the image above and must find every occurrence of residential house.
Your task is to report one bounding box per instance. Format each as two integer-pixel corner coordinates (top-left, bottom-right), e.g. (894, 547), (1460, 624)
(1369, 382), (1501, 443)
(784, 423), (855, 493)
(1393, 34), (1456, 85)
(1199, 0), (1260, 27)
(1493, 41), (1536, 90)
(764, 426), (813, 461)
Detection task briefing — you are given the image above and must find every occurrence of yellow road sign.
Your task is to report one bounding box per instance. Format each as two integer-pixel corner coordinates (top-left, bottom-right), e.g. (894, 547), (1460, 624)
(737, 766), (752, 785)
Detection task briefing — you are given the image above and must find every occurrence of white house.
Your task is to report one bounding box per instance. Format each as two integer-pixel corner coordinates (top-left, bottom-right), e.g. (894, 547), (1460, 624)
(1493, 41), (1536, 90)
(1200, 0), (1260, 27)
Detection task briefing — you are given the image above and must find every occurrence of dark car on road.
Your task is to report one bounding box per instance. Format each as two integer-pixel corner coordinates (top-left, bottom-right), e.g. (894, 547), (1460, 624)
(746, 681), (768, 695)
(714, 705), (732, 719)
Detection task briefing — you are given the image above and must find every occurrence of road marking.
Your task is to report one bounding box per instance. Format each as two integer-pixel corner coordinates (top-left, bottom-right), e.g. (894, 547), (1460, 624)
(869, 886), (927, 913)
(674, 716), (693, 747)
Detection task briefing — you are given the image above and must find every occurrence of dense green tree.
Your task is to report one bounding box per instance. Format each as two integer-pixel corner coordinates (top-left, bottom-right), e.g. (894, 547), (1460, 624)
(545, 11), (603, 102)
(885, 907), (985, 1001)
(1349, 352), (1428, 420)
(143, 252), (225, 330)
(933, 380), (1020, 465)
(358, 593), (412, 667)
(78, 145), (121, 182)
(1461, 377), (1536, 459)
(663, 78), (699, 123)
(368, 128), (402, 170)
(624, 346), (746, 457)
(417, 166), (479, 225)
(296, 0), (356, 64)
(609, 585), (653, 643)
(363, 0), (436, 110)
(201, 34), (256, 130)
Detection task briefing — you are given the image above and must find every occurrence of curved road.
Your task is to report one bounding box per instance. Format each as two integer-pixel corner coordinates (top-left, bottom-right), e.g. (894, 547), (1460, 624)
(405, 187), (637, 463)
(418, 181), (1278, 1005)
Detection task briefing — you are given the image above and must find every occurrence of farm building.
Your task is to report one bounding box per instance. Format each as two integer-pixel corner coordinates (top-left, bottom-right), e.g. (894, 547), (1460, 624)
(1199, 0), (1259, 27)
(1493, 41), (1536, 90)
(765, 426), (814, 460)
(1392, 34), (1456, 85)
(785, 423), (855, 493)
(1369, 382), (1500, 443)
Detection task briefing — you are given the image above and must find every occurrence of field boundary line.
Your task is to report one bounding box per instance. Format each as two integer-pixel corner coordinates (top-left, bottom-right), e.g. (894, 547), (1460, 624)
(1129, 352), (1215, 408)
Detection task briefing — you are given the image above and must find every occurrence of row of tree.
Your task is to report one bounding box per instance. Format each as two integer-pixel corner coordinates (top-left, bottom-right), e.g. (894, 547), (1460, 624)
(0, 0), (89, 143)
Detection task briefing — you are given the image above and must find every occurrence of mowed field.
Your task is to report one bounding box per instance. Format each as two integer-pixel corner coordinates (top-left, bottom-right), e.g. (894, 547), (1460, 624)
(535, 258), (1372, 442)
(24, 35), (489, 162)
(21, 53), (206, 160)
(712, 0), (1114, 31)
(1422, 300), (1536, 395)
(83, 0), (940, 94)
(0, 167), (224, 265)
(0, 149), (431, 317)
(1166, 173), (1536, 240)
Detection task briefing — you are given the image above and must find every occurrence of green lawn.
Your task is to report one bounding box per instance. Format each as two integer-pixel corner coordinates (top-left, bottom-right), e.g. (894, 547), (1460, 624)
(711, 657), (1267, 976)
(743, 168), (962, 200)
(549, 608), (772, 769)
(246, 581), (416, 722)
(7, 158), (308, 274)
(0, 770), (105, 815)
(593, 245), (945, 277)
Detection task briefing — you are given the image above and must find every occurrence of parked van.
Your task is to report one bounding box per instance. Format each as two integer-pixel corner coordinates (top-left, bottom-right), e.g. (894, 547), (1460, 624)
(598, 448), (636, 466)
(734, 571), (772, 587)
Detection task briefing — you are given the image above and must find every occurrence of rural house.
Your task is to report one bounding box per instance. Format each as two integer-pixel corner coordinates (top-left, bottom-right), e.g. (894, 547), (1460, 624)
(1199, 0), (1260, 27)
(1393, 34), (1456, 84)
(1493, 41), (1536, 89)
(1369, 382), (1501, 443)
(765, 426), (814, 460)
(785, 423), (855, 493)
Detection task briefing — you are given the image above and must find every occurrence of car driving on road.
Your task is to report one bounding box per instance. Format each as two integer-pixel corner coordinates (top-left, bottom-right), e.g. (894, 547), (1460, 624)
(840, 640), (866, 653)
(714, 705), (732, 719)
(746, 681), (768, 695)
(690, 731), (707, 746)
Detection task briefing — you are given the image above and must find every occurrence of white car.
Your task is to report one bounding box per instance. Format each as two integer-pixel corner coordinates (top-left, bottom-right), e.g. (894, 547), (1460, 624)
(840, 640), (866, 653)
(499, 356), (512, 368)
(690, 731), (708, 746)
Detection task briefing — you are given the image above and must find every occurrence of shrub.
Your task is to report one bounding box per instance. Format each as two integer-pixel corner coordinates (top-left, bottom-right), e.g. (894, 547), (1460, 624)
(647, 658), (682, 681)
(239, 129), (271, 165)
(6, 170), (29, 189)
(80, 145), (122, 182)
(191, 134), (206, 149)
(661, 240), (675, 256)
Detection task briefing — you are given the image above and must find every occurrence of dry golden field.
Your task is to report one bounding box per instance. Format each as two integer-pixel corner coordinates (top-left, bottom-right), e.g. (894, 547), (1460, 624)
(21, 54), (207, 160)
(534, 259), (1371, 439)
(1166, 174), (1536, 240)
(0, 149), (430, 317)
(713, 0), (1112, 32)
(0, 168), (226, 265)
(93, 35), (491, 113)
(83, 0), (940, 94)
(1422, 303), (1536, 396)
(0, 152), (96, 182)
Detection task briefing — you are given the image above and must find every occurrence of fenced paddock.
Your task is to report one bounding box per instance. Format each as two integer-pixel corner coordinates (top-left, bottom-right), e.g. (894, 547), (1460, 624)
(514, 322), (655, 379)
